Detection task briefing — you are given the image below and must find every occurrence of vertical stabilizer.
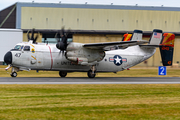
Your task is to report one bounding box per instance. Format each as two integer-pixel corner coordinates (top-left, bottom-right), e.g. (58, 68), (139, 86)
(141, 29), (175, 66)
(122, 30), (143, 41)
(131, 30), (143, 41)
(149, 29), (163, 45)
(159, 33), (175, 66)
(122, 34), (132, 41)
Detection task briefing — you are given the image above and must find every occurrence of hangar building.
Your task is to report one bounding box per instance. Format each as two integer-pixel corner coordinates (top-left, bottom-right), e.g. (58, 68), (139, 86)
(0, 2), (180, 67)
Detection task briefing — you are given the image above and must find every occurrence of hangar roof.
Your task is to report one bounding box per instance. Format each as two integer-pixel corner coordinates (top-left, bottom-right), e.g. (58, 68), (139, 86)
(1, 2), (180, 36)
(14, 2), (180, 12)
(2, 2), (180, 12)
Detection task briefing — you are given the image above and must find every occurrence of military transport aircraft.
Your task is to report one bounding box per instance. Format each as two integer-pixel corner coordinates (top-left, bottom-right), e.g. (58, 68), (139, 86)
(4, 28), (175, 78)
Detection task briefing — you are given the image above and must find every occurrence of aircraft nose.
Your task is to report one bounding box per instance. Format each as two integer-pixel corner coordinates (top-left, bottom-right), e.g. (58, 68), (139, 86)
(4, 51), (12, 64)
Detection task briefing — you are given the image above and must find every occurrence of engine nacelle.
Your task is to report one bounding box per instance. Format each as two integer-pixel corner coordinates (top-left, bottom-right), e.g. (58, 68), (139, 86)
(66, 51), (78, 57)
(65, 42), (106, 65)
(96, 51), (105, 62)
(67, 57), (88, 65)
(66, 42), (83, 51)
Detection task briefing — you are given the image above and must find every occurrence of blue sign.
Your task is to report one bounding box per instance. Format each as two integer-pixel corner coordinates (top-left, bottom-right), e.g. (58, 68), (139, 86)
(158, 66), (166, 75)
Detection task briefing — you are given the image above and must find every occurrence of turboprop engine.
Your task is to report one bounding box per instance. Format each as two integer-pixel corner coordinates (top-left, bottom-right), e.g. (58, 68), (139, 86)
(55, 27), (105, 65)
(65, 42), (105, 65)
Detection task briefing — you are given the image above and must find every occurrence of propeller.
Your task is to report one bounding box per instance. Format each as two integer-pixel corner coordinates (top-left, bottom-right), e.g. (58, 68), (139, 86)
(55, 27), (70, 55)
(27, 28), (39, 44)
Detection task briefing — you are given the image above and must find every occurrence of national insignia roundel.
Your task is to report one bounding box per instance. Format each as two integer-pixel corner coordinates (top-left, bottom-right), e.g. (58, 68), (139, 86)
(113, 55), (122, 66)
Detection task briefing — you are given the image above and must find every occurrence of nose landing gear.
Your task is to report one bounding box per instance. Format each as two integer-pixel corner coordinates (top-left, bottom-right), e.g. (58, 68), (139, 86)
(10, 67), (19, 77)
(11, 72), (17, 77)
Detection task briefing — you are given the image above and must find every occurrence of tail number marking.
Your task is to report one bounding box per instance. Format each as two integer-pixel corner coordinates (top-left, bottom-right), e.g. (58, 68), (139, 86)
(162, 47), (169, 50)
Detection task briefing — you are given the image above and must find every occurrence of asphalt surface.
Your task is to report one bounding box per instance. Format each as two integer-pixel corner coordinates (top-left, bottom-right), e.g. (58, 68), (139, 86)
(0, 77), (180, 84)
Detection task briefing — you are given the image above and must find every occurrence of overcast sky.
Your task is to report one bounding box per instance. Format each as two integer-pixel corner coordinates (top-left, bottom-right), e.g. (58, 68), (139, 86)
(1, 0), (180, 10)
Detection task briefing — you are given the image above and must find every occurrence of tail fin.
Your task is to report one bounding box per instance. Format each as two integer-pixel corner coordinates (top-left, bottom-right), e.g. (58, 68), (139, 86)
(122, 34), (132, 41)
(159, 33), (175, 66)
(131, 30), (143, 41)
(122, 30), (142, 41)
(149, 29), (163, 45)
(141, 29), (175, 66)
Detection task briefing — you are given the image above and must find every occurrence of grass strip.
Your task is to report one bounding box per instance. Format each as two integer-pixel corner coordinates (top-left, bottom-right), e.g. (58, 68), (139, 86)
(0, 84), (179, 119)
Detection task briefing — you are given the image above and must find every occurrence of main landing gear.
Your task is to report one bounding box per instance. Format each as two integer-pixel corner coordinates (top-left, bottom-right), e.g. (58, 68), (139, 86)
(59, 71), (67, 77)
(87, 70), (96, 78)
(87, 65), (96, 78)
(59, 65), (97, 78)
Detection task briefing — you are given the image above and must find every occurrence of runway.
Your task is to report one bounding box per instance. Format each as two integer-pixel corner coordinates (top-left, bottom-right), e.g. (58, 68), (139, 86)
(0, 77), (180, 84)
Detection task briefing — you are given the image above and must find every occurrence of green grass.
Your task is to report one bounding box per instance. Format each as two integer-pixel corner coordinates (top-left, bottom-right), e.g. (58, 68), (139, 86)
(0, 84), (179, 119)
(1, 65), (180, 119)
(1, 65), (180, 77)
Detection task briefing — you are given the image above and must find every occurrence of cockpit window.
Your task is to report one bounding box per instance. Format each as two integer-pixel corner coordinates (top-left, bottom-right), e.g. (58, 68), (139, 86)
(14, 45), (22, 50)
(24, 46), (30, 51)
(21, 46), (24, 50)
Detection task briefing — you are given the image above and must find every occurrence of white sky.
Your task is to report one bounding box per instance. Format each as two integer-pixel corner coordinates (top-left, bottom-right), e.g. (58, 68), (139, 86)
(1, 0), (180, 10)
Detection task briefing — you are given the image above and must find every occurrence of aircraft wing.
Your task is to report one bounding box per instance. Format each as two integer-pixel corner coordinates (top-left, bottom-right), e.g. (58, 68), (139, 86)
(83, 40), (148, 50)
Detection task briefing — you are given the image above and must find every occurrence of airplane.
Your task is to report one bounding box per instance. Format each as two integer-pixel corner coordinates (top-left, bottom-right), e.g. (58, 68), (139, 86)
(3, 28), (175, 78)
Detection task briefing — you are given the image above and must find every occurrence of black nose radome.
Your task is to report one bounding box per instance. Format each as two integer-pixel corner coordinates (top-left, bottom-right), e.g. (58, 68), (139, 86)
(4, 51), (12, 64)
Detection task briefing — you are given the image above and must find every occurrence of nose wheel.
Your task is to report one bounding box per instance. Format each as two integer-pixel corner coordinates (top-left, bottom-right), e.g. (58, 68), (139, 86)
(10, 67), (19, 77)
(11, 72), (17, 77)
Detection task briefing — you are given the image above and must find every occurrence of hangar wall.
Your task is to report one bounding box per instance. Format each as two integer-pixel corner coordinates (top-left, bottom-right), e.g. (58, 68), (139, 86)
(23, 33), (42, 43)
(73, 34), (123, 43)
(21, 7), (180, 32)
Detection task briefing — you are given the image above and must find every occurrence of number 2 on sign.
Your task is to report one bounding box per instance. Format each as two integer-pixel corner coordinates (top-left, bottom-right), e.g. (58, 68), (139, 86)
(160, 67), (164, 75)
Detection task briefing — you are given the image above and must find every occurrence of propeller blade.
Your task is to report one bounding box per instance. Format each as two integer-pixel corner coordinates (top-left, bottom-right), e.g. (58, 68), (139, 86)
(55, 32), (60, 42)
(31, 29), (35, 40)
(60, 26), (65, 36)
(59, 50), (61, 55)
(27, 30), (31, 41)
(55, 27), (70, 54)
(33, 33), (39, 43)
(66, 28), (71, 37)
(27, 28), (38, 44)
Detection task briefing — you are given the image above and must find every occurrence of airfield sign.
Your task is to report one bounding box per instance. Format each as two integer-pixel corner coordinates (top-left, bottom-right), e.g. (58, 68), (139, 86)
(158, 66), (167, 75)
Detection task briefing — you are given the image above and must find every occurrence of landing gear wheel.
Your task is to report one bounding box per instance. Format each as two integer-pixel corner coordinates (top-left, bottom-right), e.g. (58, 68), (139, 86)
(11, 72), (17, 77)
(59, 71), (67, 77)
(87, 70), (96, 78)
